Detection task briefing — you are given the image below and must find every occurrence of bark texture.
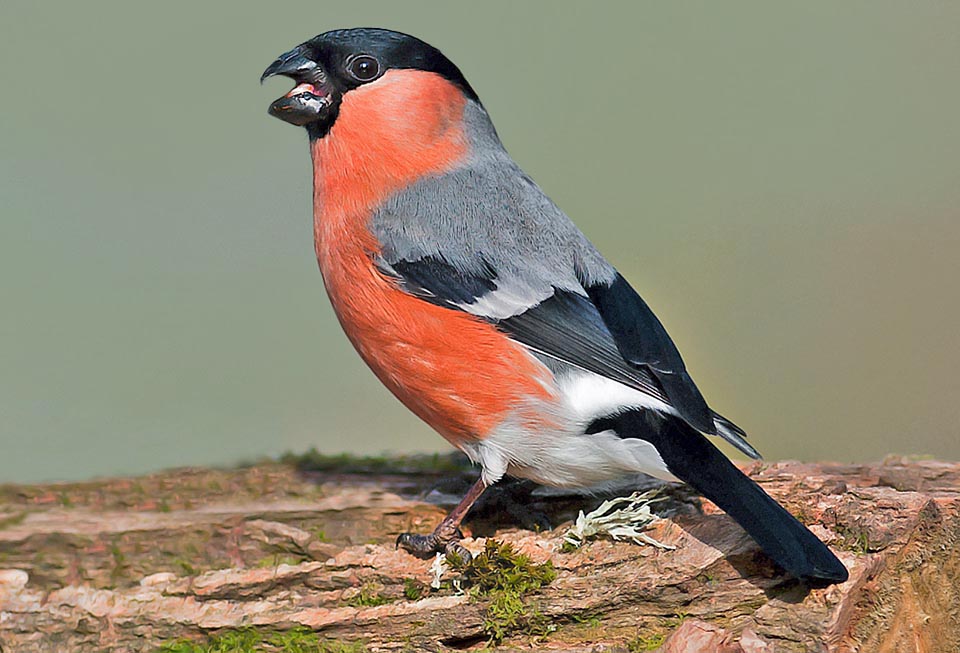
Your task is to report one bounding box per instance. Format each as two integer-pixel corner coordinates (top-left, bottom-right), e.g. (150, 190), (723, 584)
(0, 456), (958, 652)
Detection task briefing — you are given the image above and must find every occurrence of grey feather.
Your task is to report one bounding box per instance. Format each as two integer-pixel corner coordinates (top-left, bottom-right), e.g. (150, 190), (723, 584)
(371, 99), (754, 453)
(372, 101), (616, 319)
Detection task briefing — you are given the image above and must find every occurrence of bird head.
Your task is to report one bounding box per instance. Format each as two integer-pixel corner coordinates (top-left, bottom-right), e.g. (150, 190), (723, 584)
(261, 28), (478, 140)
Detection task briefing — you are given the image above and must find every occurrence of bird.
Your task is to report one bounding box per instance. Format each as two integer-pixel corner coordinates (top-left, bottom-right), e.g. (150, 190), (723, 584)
(261, 27), (848, 585)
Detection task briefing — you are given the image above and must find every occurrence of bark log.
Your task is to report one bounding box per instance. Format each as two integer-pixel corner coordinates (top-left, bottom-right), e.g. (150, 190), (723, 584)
(0, 456), (958, 652)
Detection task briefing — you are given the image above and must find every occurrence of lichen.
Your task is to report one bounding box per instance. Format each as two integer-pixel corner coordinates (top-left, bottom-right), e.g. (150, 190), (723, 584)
(562, 490), (674, 551)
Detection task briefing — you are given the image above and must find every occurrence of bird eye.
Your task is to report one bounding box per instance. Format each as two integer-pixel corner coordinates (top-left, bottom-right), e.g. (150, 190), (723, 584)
(347, 55), (381, 82)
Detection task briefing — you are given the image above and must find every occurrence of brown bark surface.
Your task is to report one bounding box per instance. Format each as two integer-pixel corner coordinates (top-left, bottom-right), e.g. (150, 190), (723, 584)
(0, 456), (958, 652)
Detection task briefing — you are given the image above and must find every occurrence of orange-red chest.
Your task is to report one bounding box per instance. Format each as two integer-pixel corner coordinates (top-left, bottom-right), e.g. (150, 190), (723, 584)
(308, 71), (554, 447)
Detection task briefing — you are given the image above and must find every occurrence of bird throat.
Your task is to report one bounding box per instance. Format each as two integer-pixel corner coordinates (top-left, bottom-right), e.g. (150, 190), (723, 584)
(309, 70), (469, 232)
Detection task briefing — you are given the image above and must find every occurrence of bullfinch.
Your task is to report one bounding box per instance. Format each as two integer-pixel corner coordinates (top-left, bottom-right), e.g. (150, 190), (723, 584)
(262, 28), (848, 585)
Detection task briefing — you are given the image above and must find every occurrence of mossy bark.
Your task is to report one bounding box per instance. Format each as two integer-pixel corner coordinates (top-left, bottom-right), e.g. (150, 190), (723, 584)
(0, 456), (958, 652)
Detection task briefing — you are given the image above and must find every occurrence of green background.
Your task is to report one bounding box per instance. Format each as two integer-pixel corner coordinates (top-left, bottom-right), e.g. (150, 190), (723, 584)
(2, 2), (958, 482)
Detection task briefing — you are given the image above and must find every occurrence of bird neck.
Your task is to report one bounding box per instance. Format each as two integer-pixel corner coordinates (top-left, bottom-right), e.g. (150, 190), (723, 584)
(309, 71), (469, 257)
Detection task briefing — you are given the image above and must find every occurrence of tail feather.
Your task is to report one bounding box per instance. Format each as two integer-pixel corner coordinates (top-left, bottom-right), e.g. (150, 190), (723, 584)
(711, 411), (761, 460)
(604, 410), (848, 584)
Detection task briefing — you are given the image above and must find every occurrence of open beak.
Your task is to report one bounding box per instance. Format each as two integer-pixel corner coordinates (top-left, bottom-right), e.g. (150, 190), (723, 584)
(261, 47), (334, 127)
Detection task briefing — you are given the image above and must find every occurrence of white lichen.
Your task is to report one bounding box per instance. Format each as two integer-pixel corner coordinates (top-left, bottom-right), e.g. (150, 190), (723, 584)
(429, 551), (463, 594)
(429, 552), (448, 590)
(562, 489), (675, 550)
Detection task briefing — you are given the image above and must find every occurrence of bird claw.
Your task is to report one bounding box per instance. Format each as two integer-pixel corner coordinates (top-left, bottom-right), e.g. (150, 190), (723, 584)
(396, 528), (467, 560)
(396, 532), (439, 559)
(443, 540), (473, 564)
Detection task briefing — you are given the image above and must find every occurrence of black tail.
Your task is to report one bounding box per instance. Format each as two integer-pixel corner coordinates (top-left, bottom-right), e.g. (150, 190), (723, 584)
(590, 410), (848, 584)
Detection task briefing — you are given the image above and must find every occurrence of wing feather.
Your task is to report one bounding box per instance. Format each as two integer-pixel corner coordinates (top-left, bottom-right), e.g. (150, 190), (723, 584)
(376, 254), (760, 458)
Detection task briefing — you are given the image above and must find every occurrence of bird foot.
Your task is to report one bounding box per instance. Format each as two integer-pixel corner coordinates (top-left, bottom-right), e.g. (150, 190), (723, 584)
(396, 529), (472, 563)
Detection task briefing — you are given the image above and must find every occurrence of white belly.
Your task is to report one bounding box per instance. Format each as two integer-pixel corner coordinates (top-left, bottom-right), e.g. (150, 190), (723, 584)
(460, 370), (678, 487)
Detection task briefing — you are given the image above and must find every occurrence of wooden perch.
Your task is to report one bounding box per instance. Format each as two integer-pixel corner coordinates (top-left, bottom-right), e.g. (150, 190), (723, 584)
(0, 456), (958, 652)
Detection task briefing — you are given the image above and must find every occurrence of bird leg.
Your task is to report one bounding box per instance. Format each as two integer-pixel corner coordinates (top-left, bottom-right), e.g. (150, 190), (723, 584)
(397, 477), (487, 561)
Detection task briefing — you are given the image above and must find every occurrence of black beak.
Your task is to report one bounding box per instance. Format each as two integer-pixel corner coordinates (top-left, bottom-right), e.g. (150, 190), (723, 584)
(260, 47), (318, 84)
(262, 46), (335, 128)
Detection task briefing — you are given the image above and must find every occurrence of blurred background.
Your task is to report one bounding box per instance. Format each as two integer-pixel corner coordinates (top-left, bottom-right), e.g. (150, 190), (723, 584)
(1, 2), (958, 483)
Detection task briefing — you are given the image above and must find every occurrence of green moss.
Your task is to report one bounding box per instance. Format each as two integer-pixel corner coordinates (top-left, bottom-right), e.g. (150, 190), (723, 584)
(268, 628), (367, 653)
(403, 578), (424, 601)
(559, 539), (579, 554)
(158, 628), (260, 652)
(449, 539), (556, 594)
(789, 502), (813, 526)
(0, 511), (27, 530)
(448, 539), (557, 643)
(255, 554), (305, 569)
(734, 594), (769, 615)
(157, 627), (367, 653)
(663, 611), (689, 629)
(836, 523), (872, 553)
(279, 449), (471, 475)
(569, 612), (602, 628)
(627, 633), (666, 651)
(344, 584), (392, 608)
(109, 539), (129, 585)
(174, 558), (198, 576)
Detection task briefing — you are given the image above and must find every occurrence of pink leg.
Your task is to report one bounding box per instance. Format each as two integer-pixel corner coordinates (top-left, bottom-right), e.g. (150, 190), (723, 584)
(397, 477), (487, 559)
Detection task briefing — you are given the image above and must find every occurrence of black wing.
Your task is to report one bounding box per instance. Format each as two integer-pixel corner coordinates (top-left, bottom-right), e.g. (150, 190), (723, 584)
(585, 273), (714, 432)
(376, 255), (758, 457)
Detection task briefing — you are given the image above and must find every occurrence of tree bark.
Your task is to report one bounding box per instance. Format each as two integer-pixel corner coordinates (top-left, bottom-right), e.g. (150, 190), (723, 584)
(0, 456), (957, 652)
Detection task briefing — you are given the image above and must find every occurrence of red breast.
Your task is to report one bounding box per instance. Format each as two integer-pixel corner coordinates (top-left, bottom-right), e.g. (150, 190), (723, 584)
(309, 70), (555, 447)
